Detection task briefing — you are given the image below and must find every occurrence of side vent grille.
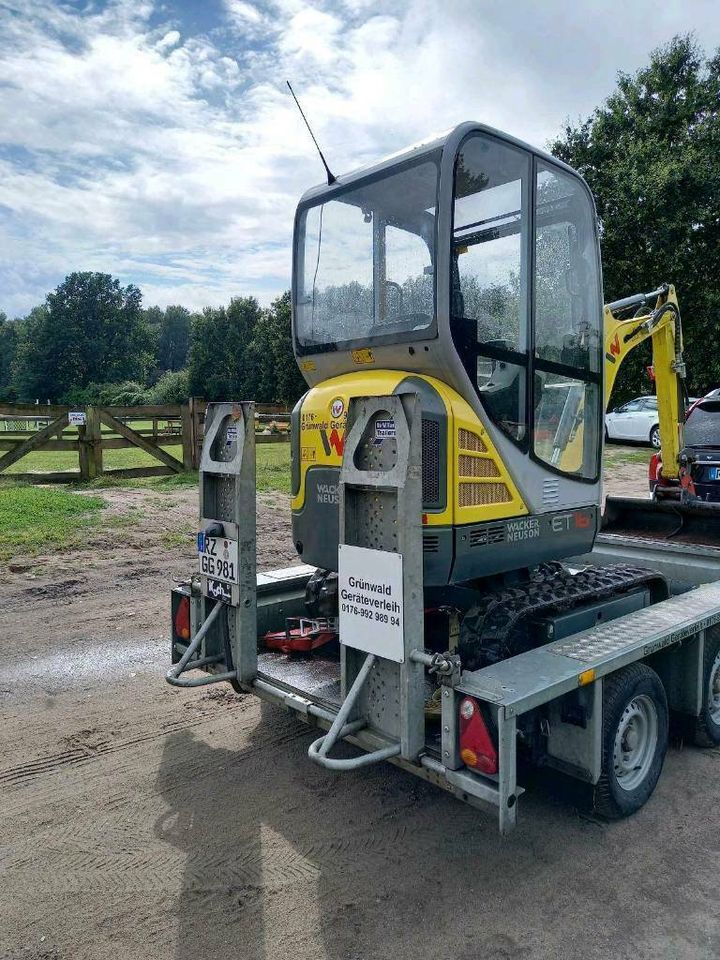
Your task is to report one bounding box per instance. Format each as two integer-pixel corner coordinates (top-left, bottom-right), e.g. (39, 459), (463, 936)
(542, 478), (560, 506)
(421, 418), (441, 505)
(458, 428), (486, 452)
(469, 524), (506, 547)
(423, 533), (440, 553)
(458, 454), (500, 478)
(457, 427), (512, 506)
(458, 482), (512, 507)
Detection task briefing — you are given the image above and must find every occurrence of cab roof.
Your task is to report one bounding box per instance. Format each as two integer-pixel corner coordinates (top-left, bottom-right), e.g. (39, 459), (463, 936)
(297, 120), (584, 208)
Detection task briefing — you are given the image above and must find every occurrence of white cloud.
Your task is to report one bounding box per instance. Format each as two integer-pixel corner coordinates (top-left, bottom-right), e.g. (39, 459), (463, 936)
(1, 0), (720, 318)
(225, 0), (264, 26)
(157, 29), (181, 50)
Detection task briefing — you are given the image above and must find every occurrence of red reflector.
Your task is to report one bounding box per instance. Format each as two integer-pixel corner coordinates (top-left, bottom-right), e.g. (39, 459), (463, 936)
(174, 595), (191, 641)
(459, 696), (498, 775)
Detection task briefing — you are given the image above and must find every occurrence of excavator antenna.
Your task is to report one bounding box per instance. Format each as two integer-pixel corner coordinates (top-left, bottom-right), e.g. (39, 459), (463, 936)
(286, 80), (337, 186)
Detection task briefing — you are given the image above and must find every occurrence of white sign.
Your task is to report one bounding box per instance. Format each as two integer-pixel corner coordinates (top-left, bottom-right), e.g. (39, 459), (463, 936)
(226, 425), (238, 444)
(338, 544), (404, 662)
(374, 418), (396, 440)
(69, 411), (86, 426)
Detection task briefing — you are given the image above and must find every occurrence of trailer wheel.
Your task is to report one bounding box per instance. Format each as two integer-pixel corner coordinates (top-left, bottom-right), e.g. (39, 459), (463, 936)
(593, 664), (668, 820)
(693, 631), (720, 747)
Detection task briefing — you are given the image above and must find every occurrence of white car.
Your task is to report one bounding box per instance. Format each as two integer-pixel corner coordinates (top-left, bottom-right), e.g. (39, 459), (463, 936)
(605, 396), (661, 447)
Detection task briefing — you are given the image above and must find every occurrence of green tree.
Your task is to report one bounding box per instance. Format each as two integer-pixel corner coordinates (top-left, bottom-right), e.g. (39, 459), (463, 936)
(248, 291), (307, 405)
(0, 313), (19, 401)
(188, 296), (262, 400)
(13, 273), (153, 401)
(551, 35), (720, 401)
(149, 369), (190, 404)
(155, 305), (192, 372)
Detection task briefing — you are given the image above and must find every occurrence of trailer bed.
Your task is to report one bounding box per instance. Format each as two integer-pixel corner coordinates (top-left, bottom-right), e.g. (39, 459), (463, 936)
(257, 650), (341, 707)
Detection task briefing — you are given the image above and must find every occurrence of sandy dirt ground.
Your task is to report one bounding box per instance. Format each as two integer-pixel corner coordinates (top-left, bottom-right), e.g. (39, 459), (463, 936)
(3, 451), (719, 960)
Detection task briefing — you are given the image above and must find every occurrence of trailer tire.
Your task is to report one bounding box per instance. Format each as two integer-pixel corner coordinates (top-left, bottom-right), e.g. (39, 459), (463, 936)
(593, 664), (668, 820)
(693, 630), (720, 747)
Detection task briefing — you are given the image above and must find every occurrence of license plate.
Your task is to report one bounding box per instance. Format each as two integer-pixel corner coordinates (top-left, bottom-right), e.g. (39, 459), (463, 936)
(710, 467), (720, 481)
(197, 532), (239, 584)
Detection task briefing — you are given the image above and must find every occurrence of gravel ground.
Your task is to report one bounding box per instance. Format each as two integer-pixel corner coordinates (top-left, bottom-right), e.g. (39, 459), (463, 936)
(3, 450), (719, 960)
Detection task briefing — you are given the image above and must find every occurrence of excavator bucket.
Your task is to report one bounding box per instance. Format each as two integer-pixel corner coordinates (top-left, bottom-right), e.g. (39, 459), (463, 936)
(603, 495), (720, 546)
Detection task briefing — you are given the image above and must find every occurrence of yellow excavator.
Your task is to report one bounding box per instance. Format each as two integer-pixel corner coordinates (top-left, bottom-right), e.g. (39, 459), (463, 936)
(288, 122), (690, 672)
(601, 284), (720, 537)
(604, 283), (684, 471)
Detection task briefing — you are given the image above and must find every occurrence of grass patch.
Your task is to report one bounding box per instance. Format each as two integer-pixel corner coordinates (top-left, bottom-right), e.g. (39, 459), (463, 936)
(0, 482), (105, 561)
(149, 471), (199, 489)
(604, 446), (651, 466)
(256, 444), (291, 494)
(104, 512), (142, 529)
(161, 529), (195, 549)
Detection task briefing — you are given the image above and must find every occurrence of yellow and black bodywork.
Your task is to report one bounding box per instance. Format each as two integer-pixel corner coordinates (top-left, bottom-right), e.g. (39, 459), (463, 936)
(290, 371), (530, 585)
(291, 371), (601, 586)
(291, 122), (605, 586)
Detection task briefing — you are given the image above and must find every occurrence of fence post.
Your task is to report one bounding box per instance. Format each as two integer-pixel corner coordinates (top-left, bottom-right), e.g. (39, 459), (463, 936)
(78, 410), (90, 481)
(88, 406), (103, 478)
(189, 397), (205, 470)
(78, 407), (102, 481)
(181, 403), (193, 471)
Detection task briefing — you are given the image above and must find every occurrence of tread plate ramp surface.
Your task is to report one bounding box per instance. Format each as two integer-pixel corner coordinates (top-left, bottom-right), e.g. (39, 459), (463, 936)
(551, 580), (720, 662)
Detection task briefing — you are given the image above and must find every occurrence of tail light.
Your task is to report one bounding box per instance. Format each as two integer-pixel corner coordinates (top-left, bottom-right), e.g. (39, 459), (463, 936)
(174, 595), (191, 640)
(649, 452), (660, 492)
(649, 452), (661, 482)
(459, 696), (498, 775)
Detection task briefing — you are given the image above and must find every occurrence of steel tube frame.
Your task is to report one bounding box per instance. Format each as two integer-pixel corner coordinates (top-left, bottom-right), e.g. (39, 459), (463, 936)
(307, 653), (402, 769)
(166, 602), (223, 686)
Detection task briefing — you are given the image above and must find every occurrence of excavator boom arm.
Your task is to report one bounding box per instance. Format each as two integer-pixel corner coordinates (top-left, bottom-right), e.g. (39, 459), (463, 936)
(604, 283), (685, 480)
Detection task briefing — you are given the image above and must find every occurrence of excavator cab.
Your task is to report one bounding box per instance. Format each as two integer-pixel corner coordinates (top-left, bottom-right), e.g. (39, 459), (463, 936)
(291, 123), (603, 585)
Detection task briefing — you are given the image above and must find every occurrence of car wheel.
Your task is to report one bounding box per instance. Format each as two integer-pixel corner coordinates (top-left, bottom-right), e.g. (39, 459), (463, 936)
(649, 424), (661, 448)
(593, 663), (668, 820)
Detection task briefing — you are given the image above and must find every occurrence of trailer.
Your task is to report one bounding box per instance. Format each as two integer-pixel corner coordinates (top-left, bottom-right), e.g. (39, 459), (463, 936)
(168, 400), (720, 834)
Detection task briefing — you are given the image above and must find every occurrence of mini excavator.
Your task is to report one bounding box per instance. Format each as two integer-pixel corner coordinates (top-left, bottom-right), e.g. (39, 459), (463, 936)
(288, 123), (703, 666)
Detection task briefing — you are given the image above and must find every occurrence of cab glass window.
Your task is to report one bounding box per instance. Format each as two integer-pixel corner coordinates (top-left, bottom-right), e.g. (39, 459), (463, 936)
(451, 135), (530, 442)
(534, 165), (601, 373)
(533, 162), (601, 480)
(295, 158), (438, 352)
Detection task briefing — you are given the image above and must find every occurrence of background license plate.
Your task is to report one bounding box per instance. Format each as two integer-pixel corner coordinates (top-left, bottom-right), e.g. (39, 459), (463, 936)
(198, 533), (239, 584)
(710, 468), (720, 481)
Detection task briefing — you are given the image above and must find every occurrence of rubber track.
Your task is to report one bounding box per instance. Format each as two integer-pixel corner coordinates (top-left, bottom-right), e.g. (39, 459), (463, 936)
(459, 562), (668, 670)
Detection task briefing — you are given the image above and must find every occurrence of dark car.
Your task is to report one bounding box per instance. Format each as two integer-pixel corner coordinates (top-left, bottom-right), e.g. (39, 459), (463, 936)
(650, 397), (720, 501)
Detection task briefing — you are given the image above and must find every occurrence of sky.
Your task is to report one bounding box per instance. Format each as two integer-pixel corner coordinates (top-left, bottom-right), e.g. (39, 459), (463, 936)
(2, 0), (720, 319)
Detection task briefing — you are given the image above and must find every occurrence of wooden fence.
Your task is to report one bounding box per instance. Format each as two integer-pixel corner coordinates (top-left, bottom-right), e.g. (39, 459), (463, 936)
(0, 399), (290, 484)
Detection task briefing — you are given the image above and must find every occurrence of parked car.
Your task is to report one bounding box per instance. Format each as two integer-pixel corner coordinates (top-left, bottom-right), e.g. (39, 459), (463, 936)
(606, 394), (699, 448)
(605, 396), (662, 447)
(650, 397), (720, 501)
